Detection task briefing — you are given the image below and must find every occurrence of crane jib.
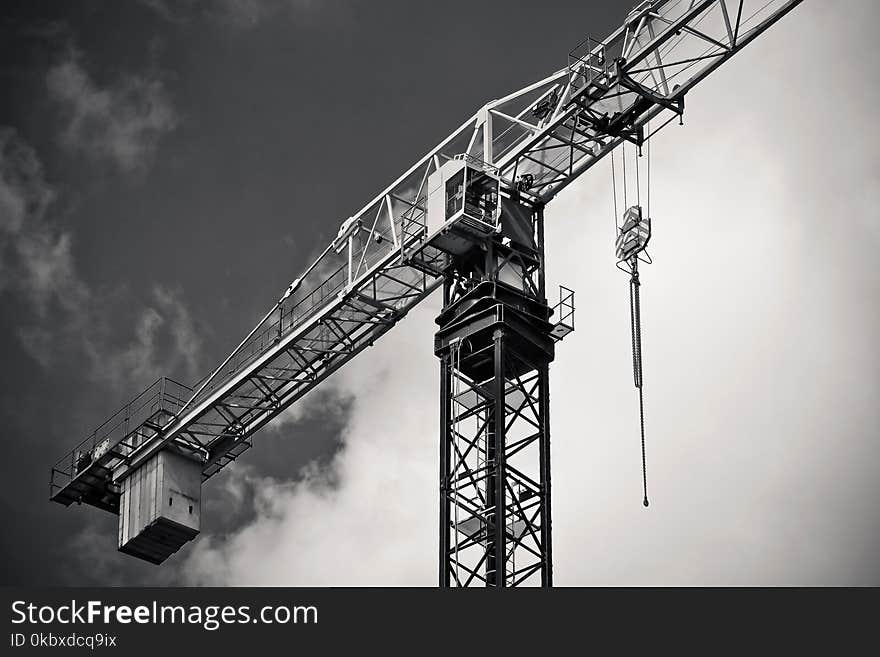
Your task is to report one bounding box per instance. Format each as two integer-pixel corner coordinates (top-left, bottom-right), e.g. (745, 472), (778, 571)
(48, 0), (804, 569)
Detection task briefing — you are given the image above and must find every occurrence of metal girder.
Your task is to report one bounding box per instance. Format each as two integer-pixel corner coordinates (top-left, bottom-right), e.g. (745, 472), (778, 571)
(50, 0), (804, 554)
(116, 255), (440, 484)
(435, 202), (559, 587)
(440, 339), (553, 587)
(495, 0), (804, 200)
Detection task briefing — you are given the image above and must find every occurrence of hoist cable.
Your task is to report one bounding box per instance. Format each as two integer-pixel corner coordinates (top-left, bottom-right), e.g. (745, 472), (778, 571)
(638, 386), (649, 507)
(628, 128), (651, 508)
(635, 143), (641, 208)
(629, 265), (649, 507)
(614, 135), (652, 509)
(629, 269), (642, 389)
(611, 150), (619, 231)
(646, 122), (651, 221)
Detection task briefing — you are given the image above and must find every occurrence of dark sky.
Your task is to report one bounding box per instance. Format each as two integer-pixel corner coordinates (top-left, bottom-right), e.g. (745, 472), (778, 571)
(0, 0), (623, 585)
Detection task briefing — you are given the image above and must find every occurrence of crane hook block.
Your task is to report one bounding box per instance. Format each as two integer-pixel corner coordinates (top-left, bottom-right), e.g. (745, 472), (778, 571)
(615, 205), (651, 262)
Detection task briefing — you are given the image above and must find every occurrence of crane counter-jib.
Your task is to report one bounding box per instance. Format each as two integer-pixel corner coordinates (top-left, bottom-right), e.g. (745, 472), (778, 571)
(48, 0), (803, 566)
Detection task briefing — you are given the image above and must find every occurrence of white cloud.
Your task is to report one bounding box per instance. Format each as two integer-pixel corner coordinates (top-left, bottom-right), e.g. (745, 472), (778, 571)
(152, 286), (202, 380)
(83, 285), (203, 388)
(46, 51), (177, 173)
(0, 127), (85, 314)
(182, 301), (441, 585)
(179, 3), (880, 585)
(0, 129), (201, 387)
(545, 2), (880, 585)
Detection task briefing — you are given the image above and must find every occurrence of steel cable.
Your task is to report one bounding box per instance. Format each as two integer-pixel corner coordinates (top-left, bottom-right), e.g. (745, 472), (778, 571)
(629, 266), (649, 508)
(614, 118), (651, 510)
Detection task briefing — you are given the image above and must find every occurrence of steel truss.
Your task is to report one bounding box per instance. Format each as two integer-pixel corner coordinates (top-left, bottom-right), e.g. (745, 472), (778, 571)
(440, 338), (552, 587)
(49, 0), (804, 573)
(435, 199), (562, 587)
(51, 252), (441, 503)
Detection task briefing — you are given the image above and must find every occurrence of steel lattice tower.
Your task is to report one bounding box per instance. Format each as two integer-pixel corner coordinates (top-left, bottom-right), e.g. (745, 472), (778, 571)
(435, 205), (570, 586)
(47, 0), (804, 579)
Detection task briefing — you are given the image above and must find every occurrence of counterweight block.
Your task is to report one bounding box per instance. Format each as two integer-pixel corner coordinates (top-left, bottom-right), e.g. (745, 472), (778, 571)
(117, 449), (202, 565)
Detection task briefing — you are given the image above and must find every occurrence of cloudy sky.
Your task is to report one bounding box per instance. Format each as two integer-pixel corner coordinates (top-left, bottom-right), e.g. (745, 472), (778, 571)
(1, 0), (877, 586)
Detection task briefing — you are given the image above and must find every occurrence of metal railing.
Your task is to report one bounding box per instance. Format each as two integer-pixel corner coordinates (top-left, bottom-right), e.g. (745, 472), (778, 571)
(568, 35), (613, 90)
(553, 285), (575, 332)
(49, 376), (192, 497)
(184, 203), (409, 412)
(186, 259), (351, 410)
(453, 153), (500, 176)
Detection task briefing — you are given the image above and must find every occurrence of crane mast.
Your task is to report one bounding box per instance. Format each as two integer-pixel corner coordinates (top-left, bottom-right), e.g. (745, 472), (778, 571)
(49, 0), (802, 582)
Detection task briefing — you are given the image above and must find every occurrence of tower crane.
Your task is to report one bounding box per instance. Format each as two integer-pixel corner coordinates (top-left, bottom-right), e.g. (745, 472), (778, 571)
(49, 0), (803, 587)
